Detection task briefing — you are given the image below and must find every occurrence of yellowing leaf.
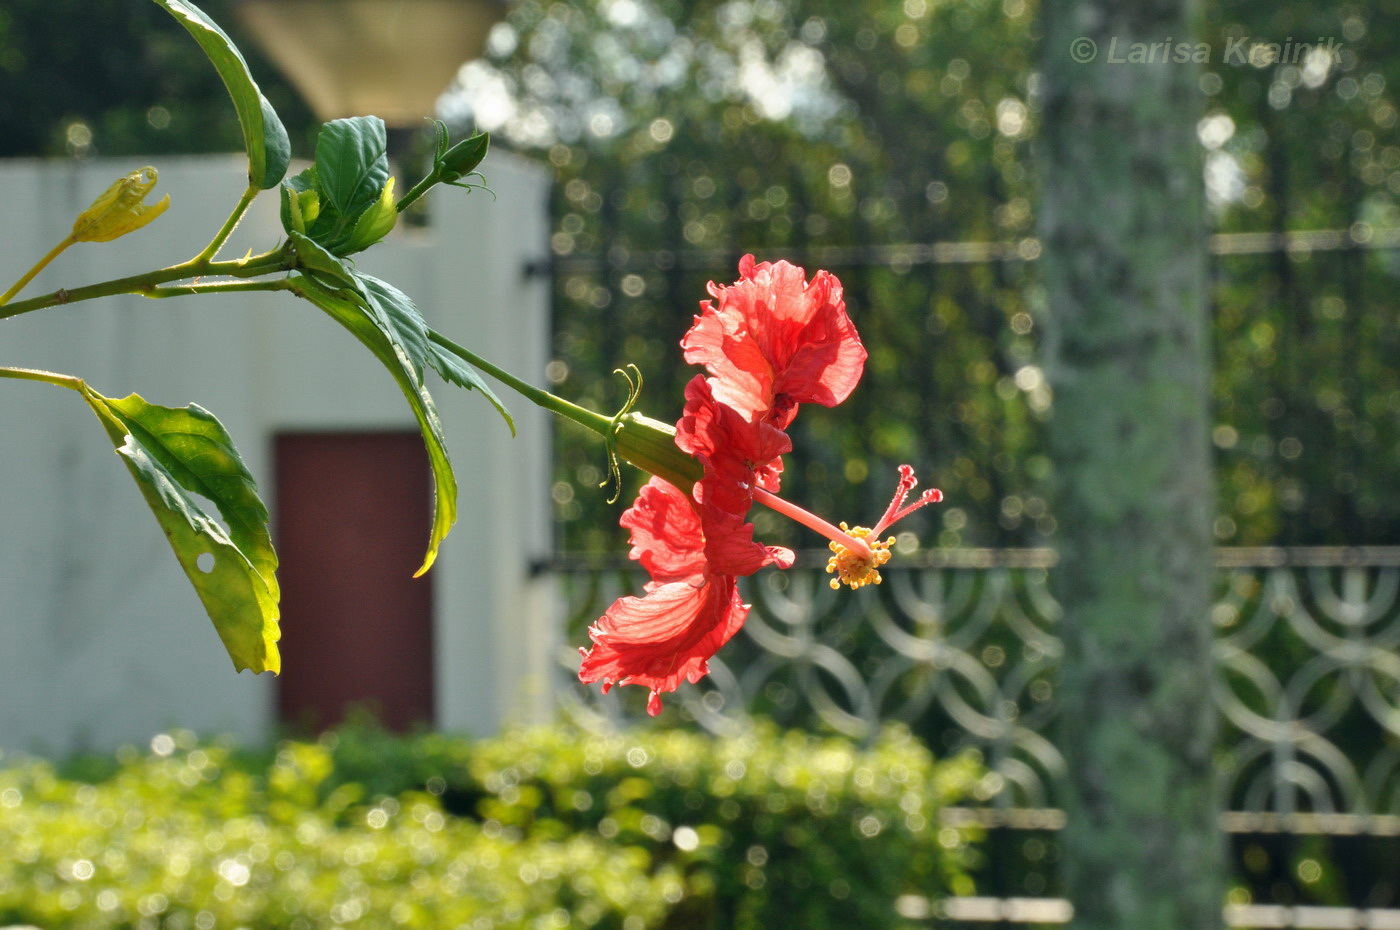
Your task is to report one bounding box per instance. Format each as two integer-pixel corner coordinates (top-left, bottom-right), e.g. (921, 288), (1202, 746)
(90, 391), (281, 673)
(0, 367), (280, 674)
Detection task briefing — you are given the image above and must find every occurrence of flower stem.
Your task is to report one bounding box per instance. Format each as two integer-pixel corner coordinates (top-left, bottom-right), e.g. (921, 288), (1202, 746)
(194, 183), (259, 263)
(396, 173), (437, 214)
(0, 236), (77, 306)
(426, 329), (614, 436)
(751, 486), (873, 559)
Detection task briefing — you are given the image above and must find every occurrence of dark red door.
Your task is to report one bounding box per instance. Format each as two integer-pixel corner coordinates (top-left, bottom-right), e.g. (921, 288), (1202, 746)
(275, 433), (434, 732)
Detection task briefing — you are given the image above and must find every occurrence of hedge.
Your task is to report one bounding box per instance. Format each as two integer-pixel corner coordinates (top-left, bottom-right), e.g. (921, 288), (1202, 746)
(0, 723), (983, 929)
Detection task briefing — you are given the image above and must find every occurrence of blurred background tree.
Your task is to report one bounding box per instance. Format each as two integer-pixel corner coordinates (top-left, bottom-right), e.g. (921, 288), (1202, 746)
(1038, 0), (1223, 924)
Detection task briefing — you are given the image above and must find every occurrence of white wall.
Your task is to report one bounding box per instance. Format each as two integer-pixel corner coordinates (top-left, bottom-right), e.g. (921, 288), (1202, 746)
(0, 152), (554, 755)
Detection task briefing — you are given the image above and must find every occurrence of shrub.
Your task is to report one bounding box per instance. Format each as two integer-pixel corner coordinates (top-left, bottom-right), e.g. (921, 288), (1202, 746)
(318, 722), (985, 929)
(0, 724), (983, 929)
(0, 736), (677, 929)
(481, 725), (982, 929)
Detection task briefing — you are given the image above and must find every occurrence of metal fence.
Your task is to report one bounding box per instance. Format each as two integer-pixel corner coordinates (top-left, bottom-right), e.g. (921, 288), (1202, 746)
(547, 547), (1400, 925)
(540, 220), (1400, 924)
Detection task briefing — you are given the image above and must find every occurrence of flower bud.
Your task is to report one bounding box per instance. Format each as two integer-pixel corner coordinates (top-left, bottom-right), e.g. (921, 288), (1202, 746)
(71, 167), (170, 242)
(343, 177), (398, 254)
(438, 133), (488, 184)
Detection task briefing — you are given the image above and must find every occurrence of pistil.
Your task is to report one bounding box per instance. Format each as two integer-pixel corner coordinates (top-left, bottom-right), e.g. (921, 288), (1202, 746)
(756, 466), (943, 591)
(750, 486), (875, 560)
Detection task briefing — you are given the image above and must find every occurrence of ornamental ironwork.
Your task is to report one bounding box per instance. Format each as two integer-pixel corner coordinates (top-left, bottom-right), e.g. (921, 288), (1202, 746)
(552, 547), (1400, 822)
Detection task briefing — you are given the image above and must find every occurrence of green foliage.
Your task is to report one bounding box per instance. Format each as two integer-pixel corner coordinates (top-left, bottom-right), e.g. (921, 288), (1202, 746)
(278, 116), (516, 572)
(86, 388), (282, 674)
(0, 724), (981, 929)
(313, 722), (984, 929)
(466, 0), (1400, 549)
(149, 0), (290, 189)
(1, 0), (519, 669)
(427, 333), (517, 436)
(291, 272), (459, 577)
(461, 725), (982, 929)
(282, 117), (397, 256)
(0, 733), (677, 928)
(1199, 2), (1400, 545)
(469, 0), (1042, 552)
(0, 0), (313, 160)
(7, 0), (1399, 546)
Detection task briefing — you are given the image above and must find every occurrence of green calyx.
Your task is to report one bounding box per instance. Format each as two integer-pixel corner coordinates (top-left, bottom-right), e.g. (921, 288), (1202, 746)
(596, 366), (703, 502)
(596, 364), (705, 501)
(613, 412), (704, 496)
(593, 366), (700, 504)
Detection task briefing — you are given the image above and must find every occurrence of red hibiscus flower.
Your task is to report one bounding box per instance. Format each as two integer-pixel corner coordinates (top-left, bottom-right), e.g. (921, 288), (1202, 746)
(579, 256), (940, 715)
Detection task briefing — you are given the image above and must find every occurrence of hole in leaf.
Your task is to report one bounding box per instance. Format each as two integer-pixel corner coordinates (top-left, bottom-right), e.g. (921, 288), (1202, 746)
(196, 552), (215, 574)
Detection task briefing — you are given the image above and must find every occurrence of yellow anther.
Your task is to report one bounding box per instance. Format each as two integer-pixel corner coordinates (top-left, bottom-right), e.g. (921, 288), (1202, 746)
(825, 523), (896, 590)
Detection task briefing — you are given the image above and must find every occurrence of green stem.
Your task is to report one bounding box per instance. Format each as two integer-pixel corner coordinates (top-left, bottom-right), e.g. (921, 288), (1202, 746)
(428, 328), (704, 494)
(0, 366), (83, 391)
(0, 248), (292, 321)
(0, 236), (77, 306)
(396, 173), (437, 214)
(427, 329), (614, 436)
(195, 183), (259, 263)
(144, 279), (295, 299)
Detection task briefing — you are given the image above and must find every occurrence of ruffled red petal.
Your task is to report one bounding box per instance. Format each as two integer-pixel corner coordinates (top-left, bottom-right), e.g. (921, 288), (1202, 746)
(682, 256), (867, 424)
(675, 375), (793, 575)
(578, 574), (748, 714)
(619, 477), (707, 583)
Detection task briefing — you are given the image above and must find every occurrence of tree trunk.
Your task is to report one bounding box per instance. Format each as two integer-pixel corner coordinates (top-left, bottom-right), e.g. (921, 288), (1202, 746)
(1037, 3), (1225, 927)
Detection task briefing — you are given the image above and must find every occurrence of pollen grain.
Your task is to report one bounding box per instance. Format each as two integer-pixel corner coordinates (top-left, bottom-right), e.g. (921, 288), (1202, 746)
(826, 523), (895, 590)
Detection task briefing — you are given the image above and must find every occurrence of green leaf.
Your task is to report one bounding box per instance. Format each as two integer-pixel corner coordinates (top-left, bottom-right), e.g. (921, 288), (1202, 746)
(280, 179), (321, 236)
(288, 230), (359, 292)
(316, 117), (390, 220)
(293, 275), (457, 576)
(0, 367), (280, 673)
(353, 273), (432, 381)
(427, 332), (516, 436)
(90, 393), (281, 673)
(279, 168), (315, 232)
(285, 233), (514, 438)
(150, 0), (290, 189)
